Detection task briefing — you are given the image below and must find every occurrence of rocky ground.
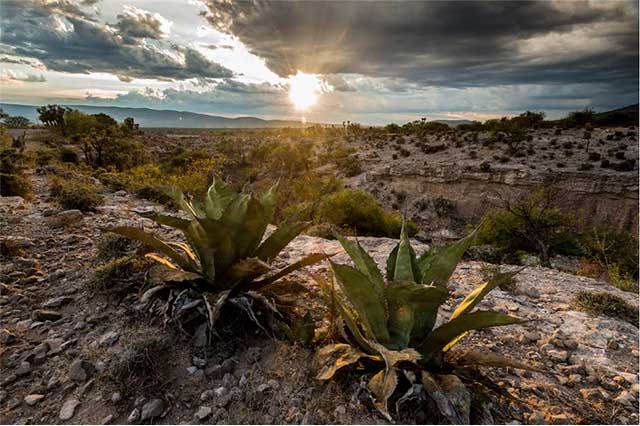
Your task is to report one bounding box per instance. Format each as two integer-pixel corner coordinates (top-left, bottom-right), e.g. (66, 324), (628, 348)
(1, 164), (638, 424)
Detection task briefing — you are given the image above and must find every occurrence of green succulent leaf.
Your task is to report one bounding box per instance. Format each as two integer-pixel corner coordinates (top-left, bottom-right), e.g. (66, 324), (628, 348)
(330, 261), (390, 343)
(234, 196), (272, 259)
(110, 226), (199, 273)
(420, 310), (522, 360)
(419, 229), (477, 287)
(386, 244), (399, 282)
(164, 186), (205, 219)
(204, 179), (236, 220)
(249, 253), (329, 290)
(137, 211), (191, 231)
(393, 220), (417, 282)
(450, 270), (522, 321)
(336, 233), (386, 300)
(255, 221), (310, 262)
(385, 281), (448, 349)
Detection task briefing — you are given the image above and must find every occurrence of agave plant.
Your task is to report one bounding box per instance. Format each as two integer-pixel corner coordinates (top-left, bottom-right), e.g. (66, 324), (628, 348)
(313, 222), (525, 422)
(110, 179), (326, 336)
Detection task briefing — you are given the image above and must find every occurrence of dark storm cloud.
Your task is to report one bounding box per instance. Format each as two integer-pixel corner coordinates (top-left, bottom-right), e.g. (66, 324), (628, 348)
(203, 0), (638, 90)
(1, 0), (234, 81)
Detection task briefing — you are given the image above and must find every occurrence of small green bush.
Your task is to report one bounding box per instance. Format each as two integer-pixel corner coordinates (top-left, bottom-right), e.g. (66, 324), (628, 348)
(33, 147), (56, 167)
(433, 196), (456, 218)
(88, 256), (151, 292)
(573, 291), (638, 325)
(59, 147), (80, 164)
(0, 143), (32, 198)
(315, 188), (417, 237)
(95, 234), (142, 261)
(51, 177), (103, 211)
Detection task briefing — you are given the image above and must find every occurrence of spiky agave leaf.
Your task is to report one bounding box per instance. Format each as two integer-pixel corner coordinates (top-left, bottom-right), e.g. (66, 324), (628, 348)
(385, 281), (448, 350)
(418, 229), (478, 287)
(254, 221), (311, 262)
(420, 371), (466, 425)
(419, 310), (522, 361)
(335, 233), (386, 298)
(110, 226), (199, 273)
(330, 261), (390, 343)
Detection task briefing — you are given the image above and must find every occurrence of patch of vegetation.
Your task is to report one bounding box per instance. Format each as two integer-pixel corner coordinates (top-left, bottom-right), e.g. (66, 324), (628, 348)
(50, 176), (103, 211)
(316, 188), (417, 237)
(88, 256), (151, 292)
(573, 291), (638, 325)
(433, 196), (456, 218)
(313, 224), (523, 421)
(110, 180), (325, 335)
(95, 234), (142, 261)
(0, 129), (32, 198)
(477, 186), (578, 266)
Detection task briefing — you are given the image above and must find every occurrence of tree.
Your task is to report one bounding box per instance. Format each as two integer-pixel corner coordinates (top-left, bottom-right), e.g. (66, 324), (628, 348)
(37, 104), (69, 128)
(3, 116), (31, 128)
(479, 185), (577, 266)
(64, 110), (121, 167)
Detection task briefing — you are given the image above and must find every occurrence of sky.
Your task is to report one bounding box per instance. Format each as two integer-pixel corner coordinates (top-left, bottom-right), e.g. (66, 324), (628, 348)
(0, 0), (638, 125)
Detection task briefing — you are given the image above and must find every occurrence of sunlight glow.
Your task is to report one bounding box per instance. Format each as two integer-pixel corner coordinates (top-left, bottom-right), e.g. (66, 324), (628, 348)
(288, 71), (332, 110)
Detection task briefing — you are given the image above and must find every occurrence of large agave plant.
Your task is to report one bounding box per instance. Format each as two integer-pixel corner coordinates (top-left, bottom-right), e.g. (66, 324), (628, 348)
(111, 179), (326, 336)
(313, 222), (524, 422)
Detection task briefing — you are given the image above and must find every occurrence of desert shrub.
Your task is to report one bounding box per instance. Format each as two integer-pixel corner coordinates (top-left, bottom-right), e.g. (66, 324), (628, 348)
(611, 159), (636, 172)
(59, 146), (80, 164)
(573, 291), (638, 325)
(578, 226), (638, 283)
(588, 152), (601, 162)
(88, 256), (151, 292)
(277, 174), (343, 223)
(432, 196), (456, 217)
(577, 163), (593, 171)
(304, 223), (335, 239)
(50, 176), (103, 211)
(479, 161), (491, 172)
(315, 188), (417, 237)
(477, 186), (577, 265)
(33, 147), (56, 167)
(607, 264), (639, 293)
(95, 234), (142, 261)
(0, 138), (32, 198)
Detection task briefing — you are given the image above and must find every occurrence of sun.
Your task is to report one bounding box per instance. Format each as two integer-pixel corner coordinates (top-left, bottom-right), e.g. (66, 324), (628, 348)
(288, 71), (330, 110)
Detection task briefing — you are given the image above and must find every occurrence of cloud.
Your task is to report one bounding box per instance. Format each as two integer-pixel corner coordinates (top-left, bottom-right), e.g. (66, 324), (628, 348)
(1, 69), (46, 83)
(1, 0), (233, 81)
(115, 5), (173, 42)
(202, 0), (638, 91)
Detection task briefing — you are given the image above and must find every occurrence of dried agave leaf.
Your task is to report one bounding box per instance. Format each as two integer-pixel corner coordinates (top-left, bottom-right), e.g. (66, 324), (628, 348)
(203, 290), (231, 335)
(368, 367), (399, 422)
(314, 343), (369, 381)
(420, 371), (465, 425)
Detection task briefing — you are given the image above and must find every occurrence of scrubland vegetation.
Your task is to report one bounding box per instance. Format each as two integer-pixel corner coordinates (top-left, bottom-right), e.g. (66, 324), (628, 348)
(1, 104), (638, 424)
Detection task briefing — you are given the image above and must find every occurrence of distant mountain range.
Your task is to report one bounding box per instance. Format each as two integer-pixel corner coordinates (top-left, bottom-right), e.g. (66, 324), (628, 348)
(0, 103), (312, 129)
(1, 102), (476, 129)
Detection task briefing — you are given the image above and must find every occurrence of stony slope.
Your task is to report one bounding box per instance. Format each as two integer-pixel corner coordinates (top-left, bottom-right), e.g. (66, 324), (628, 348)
(0, 170), (638, 424)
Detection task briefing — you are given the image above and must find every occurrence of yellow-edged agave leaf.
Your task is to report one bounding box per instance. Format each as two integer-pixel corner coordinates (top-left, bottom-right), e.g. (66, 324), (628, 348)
(450, 270), (522, 321)
(204, 179), (236, 220)
(249, 253), (329, 290)
(185, 221), (215, 281)
(385, 281), (448, 350)
(167, 242), (198, 262)
(313, 343), (369, 380)
(336, 234), (386, 298)
(145, 253), (179, 270)
(393, 220), (417, 282)
(368, 367), (399, 421)
(330, 261), (390, 343)
(111, 226), (199, 273)
(420, 310), (522, 360)
(419, 229), (477, 287)
(254, 221), (310, 262)
(196, 217), (237, 273)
